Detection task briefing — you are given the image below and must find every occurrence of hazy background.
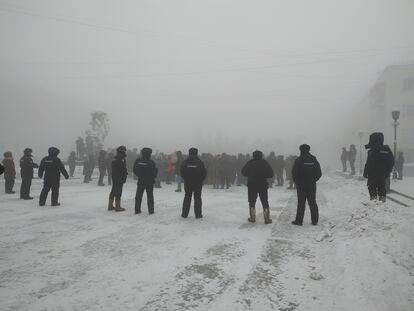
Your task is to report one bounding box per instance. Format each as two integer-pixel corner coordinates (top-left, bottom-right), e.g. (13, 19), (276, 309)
(1, 0), (414, 166)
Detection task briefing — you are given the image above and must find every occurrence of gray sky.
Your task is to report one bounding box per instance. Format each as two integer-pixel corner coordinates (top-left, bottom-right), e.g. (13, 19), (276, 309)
(1, 0), (414, 164)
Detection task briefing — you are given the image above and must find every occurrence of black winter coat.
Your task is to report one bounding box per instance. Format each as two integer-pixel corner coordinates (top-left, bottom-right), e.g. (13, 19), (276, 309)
(180, 155), (207, 184)
(20, 155), (39, 179)
(133, 158), (158, 184)
(2, 157), (16, 179)
(292, 153), (322, 187)
(363, 145), (394, 180)
(38, 156), (69, 183)
(241, 158), (274, 188)
(111, 157), (127, 184)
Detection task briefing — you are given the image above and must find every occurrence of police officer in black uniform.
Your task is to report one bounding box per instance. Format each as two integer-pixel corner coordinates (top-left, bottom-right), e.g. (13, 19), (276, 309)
(242, 150), (274, 224)
(180, 148), (207, 219)
(363, 132), (394, 202)
(292, 144), (322, 226)
(134, 148), (158, 214)
(38, 147), (69, 206)
(20, 148), (39, 200)
(108, 146), (128, 212)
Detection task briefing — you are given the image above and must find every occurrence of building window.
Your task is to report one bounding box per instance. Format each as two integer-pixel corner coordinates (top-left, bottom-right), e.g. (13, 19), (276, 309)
(402, 78), (414, 91)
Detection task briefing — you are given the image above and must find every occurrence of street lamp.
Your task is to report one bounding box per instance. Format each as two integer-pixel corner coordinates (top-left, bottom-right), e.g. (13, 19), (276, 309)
(392, 110), (400, 179)
(358, 130), (364, 175)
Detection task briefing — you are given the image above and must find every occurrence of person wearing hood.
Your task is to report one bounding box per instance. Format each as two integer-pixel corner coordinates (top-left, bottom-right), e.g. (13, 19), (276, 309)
(133, 147), (158, 214)
(97, 150), (107, 186)
(2, 151), (16, 194)
(108, 146), (128, 212)
(241, 150), (274, 224)
(292, 144), (322, 226)
(20, 148), (39, 199)
(363, 132), (394, 202)
(38, 147), (69, 206)
(180, 148), (207, 219)
(67, 151), (76, 178)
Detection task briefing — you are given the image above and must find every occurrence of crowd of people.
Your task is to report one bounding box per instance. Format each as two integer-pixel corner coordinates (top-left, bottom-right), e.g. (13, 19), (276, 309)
(0, 131), (398, 225)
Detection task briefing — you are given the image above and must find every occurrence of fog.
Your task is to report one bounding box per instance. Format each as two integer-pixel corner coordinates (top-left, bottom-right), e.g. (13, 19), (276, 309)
(1, 0), (414, 166)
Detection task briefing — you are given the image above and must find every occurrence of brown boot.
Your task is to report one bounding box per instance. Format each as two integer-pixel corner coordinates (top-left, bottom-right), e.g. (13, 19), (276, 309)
(248, 207), (256, 223)
(263, 208), (272, 224)
(108, 198), (115, 211)
(115, 199), (125, 212)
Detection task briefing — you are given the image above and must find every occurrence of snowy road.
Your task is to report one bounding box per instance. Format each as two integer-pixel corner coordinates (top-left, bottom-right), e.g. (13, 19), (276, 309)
(0, 174), (413, 311)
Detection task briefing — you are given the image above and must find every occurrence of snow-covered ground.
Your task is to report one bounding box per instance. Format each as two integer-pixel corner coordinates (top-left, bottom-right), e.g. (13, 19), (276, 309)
(1, 173), (413, 311)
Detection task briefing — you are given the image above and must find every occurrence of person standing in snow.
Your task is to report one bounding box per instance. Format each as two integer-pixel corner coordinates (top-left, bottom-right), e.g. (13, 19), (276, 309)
(2, 151), (16, 194)
(180, 148), (207, 219)
(241, 150), (274, 224)
(108, 146), (128, 212)
(67, 151), (76, 177)
(340, 147), (348, 172)
(38, 147), (69, 206)
(363, 132), (394, 203)
(348, 144), (357, 175)
(20, 148), (39, 200)
(292, 144), (322, 226)
(134, 148), (158, 214)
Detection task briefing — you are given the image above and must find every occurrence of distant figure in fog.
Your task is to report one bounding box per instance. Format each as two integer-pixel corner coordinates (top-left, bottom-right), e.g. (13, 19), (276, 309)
(242, 150), (274, 224)
(67, 151), (76, 177)
(285, 155), (297, 190)
(2, 151), (16, 194)
(134, 148), (158, 214)
(108, 146), (128, 212)
(363, 132), (394, 203)
(340, 147), (348, 172)
(395, 151), (404, 180)
(292, 144), (322, 226)
(97, 150), (107, 186)
(349, 144), (357, 175)
(83, 153), (95, 183)
(76, 137), (85, 159)
(38, 147), (69, 206)
(275, 155), (285, 186)
(20, 148), (39, 200)
(180, 148), (207, 219)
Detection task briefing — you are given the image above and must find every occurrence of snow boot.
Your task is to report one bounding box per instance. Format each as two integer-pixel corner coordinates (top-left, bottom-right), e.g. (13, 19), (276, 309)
(248, 207), (256, 223)
(108, 198), (115, 211)
(115, 199), (125, 212)
(263, 208), (272, 224)
(292, 221), (302, 226)
(379, 196), (386, 203)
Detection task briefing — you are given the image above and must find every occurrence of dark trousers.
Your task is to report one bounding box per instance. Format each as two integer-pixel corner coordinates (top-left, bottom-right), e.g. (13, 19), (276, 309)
(39, 181), (60, 205)
(295, 184), (319, 224)
(135, 182), (154, 214)
(98, 169), (106, 185)
(182, 182), (203, 218)
(5, 178), (15, 193)
(349, 160), (356, 174)
(109, 182), (123, 201)
(342, 161), (347, 172)
(20, 177), (32, 198)
(69, 165), (75, 177)
(367, 178), (386, 199)
(248, 185), (269, 208)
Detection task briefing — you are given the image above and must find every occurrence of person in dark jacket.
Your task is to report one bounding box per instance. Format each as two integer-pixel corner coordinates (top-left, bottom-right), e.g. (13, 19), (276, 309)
(134, 148), (158, 214)
(363, 132), (394, 202)
(292, 144), (322, 226)
(108, 146), (128, 212)
(3, 151), (16, 194)
(349, 144), (357, 175)
(67, 151), (76, 177)
(180, 148), (207, 219)
(395, 151), (404, 180)
(20, 148), (39, 199)
(106, 150), (114, 186)
(241, 150), (274, 224)
(97, 150), (107, 186)
(175, 150), (183, 192)
(38, 147), (69, 206)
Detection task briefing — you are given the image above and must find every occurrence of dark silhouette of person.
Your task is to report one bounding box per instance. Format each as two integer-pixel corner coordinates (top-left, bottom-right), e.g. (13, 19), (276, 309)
(108, 146), (128, 212)
(67, 151), (76, 177)
(83, 153), (95, 183)
(275, 155), (285, 186)
(38, 147), (69, 206)
(242, 150), (274, 224)
(76, 137), (85, 159)
(349, 144), (357, 175)
(20, 148), (39, 200)
(340, 147), (348, 172)
(292, 144), (322, 226)
(363, 132), (394, 202)
(180, 148), (207, 219)
(134, 148), (158, 214)
(97, 150), (107, 186)
(2, 151), (16, 194)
